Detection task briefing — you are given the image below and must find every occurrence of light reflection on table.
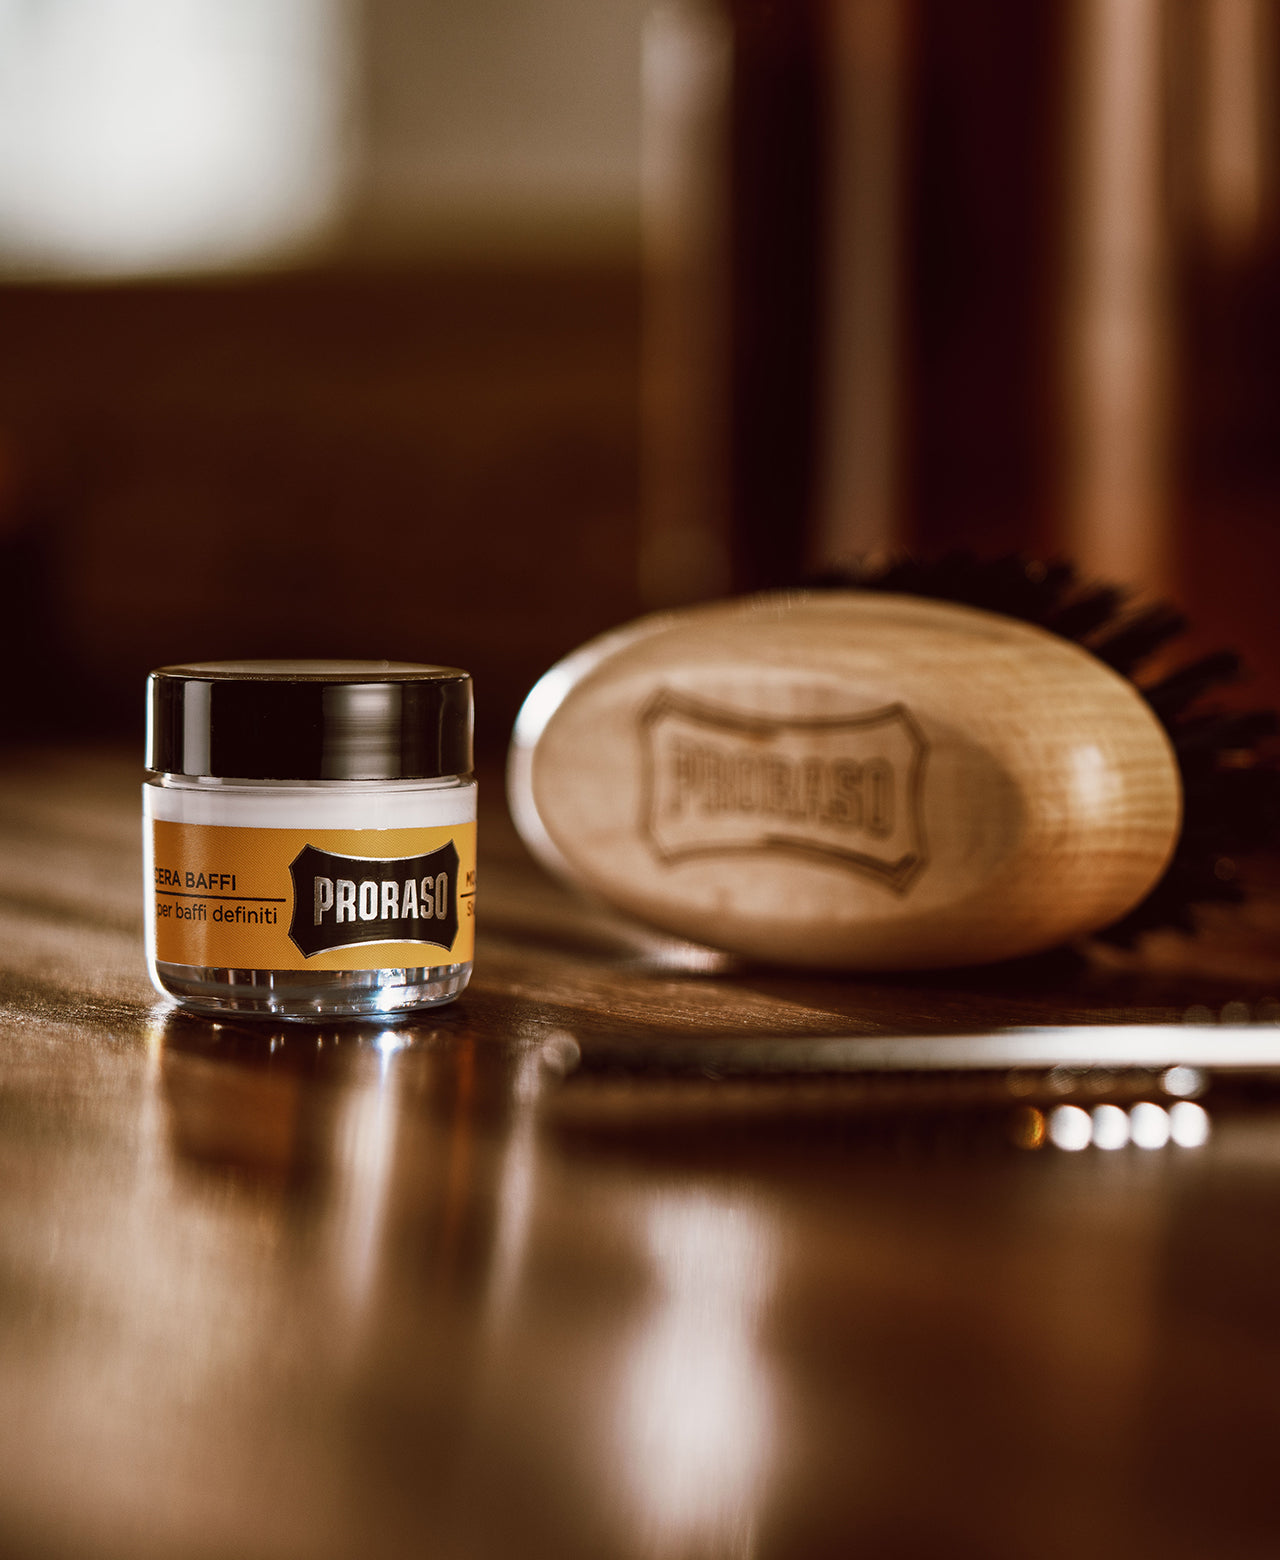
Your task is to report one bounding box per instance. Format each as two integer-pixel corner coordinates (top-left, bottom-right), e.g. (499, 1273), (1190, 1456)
(612, 1186), (778, 1558)
(0, 998), (1274, 1559)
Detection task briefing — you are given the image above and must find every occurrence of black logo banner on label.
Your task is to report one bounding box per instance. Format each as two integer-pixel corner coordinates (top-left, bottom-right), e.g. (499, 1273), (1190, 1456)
(639, 692), (929, 894)
(288, 841), (460, 958)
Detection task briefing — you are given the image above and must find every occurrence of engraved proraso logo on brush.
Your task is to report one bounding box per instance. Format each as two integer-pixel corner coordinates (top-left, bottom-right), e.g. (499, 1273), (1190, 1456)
(288, 841), (461, 958)
(639, 692), (929, 893)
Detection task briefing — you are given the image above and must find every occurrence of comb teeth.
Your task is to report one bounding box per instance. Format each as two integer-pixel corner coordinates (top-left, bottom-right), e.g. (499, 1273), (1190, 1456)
(810, 553), (1280, 947)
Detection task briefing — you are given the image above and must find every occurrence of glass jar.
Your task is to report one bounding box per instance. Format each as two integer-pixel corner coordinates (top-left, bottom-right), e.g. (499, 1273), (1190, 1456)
(143, 660), (476, 1021)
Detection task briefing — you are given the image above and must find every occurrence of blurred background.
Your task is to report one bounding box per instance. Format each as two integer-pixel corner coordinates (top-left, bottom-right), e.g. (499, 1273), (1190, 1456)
(1, 0), (1277, 755)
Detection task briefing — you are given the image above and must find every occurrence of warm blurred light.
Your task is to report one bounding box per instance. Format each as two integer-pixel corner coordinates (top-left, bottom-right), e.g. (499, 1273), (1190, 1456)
(1069, 744), (1119, 814)
(1011, 1105), (1047, 1149)
(332, 1034), (401, 1314)
(1169, 1100), (1212, 1148)
(1064, 0), (1169, 590)
(481, 1044), (546, 1332)
(813, 0), (907, 567)
(1041, 1098), (1212, 1153)
(0, 0), (350, 277)
(1161, 1065), (1205, 1099)
(639, 0), (732, 606)
(995, 1025), (1280, 1069)
(616, 1190), (777, 1554)
(1048, 1104), (1093, 1152)
(1129, 1101), (1172, 1150)
(1091, 1103), (1130, 1150)
(1201, 0), (1269, 253)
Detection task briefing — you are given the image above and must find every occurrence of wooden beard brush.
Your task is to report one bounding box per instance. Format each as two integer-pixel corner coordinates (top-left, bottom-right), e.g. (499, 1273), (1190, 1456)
(507, 557), (1280, 970)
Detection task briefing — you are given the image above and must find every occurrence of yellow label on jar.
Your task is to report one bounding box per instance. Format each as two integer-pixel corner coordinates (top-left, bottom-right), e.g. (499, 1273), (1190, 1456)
(150, 820), (476, 971)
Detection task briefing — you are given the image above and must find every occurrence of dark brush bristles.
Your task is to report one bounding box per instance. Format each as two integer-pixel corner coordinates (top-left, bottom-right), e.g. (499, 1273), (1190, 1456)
(1086, 601), (1188, 679)
(808, 553), (1280, 948)
(1143, 651), (1242, 722)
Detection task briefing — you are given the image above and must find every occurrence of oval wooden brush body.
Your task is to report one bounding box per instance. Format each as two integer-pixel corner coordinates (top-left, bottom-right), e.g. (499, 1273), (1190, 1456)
(508, 592), (1183, 969)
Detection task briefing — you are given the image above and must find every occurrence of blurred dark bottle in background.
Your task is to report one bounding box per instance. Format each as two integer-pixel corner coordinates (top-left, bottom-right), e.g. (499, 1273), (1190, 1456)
(642, 0), (1280, 701)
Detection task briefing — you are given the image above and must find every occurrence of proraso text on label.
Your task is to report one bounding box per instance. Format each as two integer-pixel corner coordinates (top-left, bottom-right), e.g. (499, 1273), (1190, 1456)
(640, 692), (929, 894)
(313, 872), (451, 926)
(666, 744), (895, 837)
(288, 840), (461, 958)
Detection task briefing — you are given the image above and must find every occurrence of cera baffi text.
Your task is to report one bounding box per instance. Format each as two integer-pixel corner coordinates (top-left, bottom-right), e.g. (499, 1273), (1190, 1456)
(154, 868), (237, 892)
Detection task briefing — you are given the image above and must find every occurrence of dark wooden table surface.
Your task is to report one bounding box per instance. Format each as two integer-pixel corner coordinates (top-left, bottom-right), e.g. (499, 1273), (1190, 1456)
(5, 747), (1280, 1560)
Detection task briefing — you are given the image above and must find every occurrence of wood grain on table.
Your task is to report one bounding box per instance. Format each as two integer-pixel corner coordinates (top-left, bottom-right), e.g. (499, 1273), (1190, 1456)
(4, 748), (1280, 1560)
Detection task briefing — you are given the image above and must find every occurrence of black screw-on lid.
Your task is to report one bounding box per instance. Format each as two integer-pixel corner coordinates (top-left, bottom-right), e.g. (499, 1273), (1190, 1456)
(146, 660), (473, 781)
